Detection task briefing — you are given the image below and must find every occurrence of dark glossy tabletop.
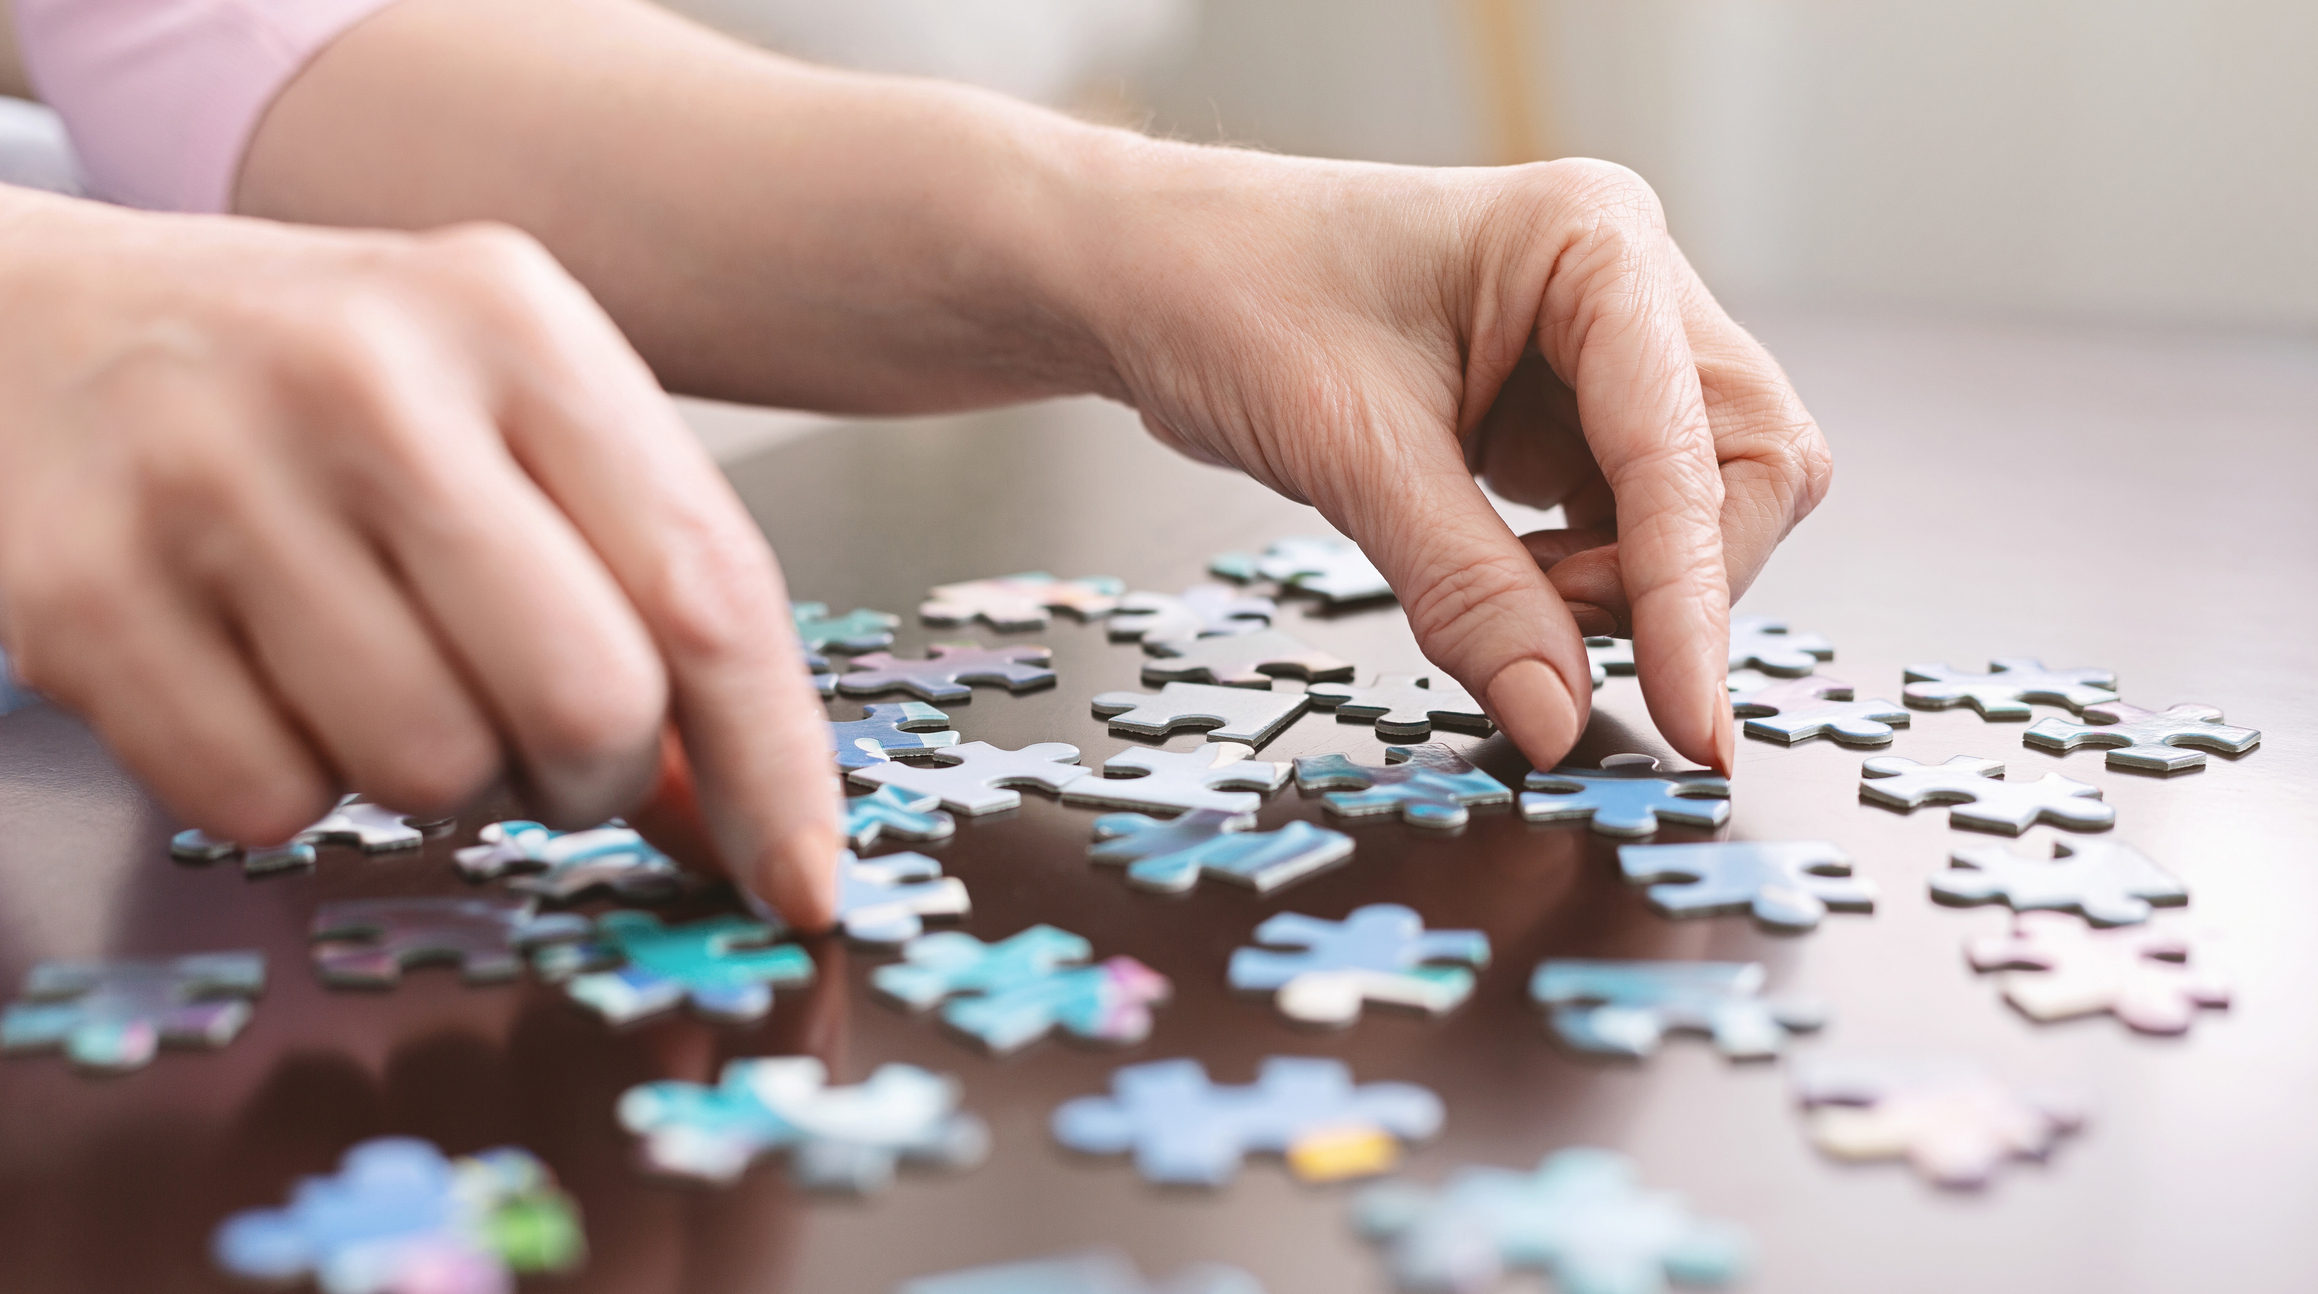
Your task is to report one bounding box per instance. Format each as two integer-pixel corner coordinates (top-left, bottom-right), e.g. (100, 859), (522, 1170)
(1, 309), (2312, 1294)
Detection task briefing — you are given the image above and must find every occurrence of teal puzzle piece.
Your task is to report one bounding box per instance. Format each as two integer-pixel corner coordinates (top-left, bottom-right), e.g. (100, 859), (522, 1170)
(1520, 755), (1731, 837)
(1089, 810), (1354, 894)
(1293, 743), (1512, 829)
(1530, 960), (1825, 1059)
(791, 601), (902, 654)
(873, 925), (1170, 1054)
(2, 952), (265, 1073)
(535, 911), (813, 1025)
(843, 785), (957, 849)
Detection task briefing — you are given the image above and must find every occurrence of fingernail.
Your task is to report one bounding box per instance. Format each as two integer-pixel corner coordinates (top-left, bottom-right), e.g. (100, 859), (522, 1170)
(1485, 658), (1583, 769)
(1564, 601), (1616, 637)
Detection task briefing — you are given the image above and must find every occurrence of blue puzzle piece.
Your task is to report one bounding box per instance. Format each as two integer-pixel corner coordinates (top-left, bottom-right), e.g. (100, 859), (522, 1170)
(900, 1249), (1266, 1294)
(843, 785), (957, 849)
(1229, 905), (1489, 1026)
(873, 926), (1171, 1054)
(792, 601), (902, 654)
(1088, 810), (1354, 894)
(1618, 841), (1876, 931)
(1293, 743), (1512, 829)
(534, 911), (813, 1025)
(1726, 616), (1833, 676)
(453, 820), (685, 902)
(2, 952), (265, 1073)
(832, 702), (962, 771)
(1357, 1147), (1749, 1294)
(1519, 755), (1731, 836)
(1530, 960), (1826, 1059)
(834, 849), (971, 945)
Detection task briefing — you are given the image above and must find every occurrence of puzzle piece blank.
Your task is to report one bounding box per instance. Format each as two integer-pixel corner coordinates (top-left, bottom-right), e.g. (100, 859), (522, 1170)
(792, 601), (901, 654)
(1107, 583), (1275, 646)
(836, 643), (1056, 702)
(454, 820), (685, 903)
(1305, 673), (1494, 741)
(1933, 838), (2185, 926)
(1053, 1056), (1441, 1186)
(1140, 628), (1354, 689)
(172, 794), (436, 876)
(921, 572), (1124, 630)
(534, 910), (812, 1024)
(1530, 960), (1825, 1060)
(1521, 755), (1731, 836)
(835, 849), (970, 945)
(831, 701), (961, 770)
(1211, 535), (1393, 603)
(844, 785), (956, 849)
(1902, 657), (2118, 719)
(1092, 682), (1309, 747)
(619, 1056), (988, 1191)
(850, 741), (1091, 814)
(1, 952), (264, 1073)
(900, 1250), (1265, 1294)
(1090, 810), (1355, 894)
(2024, 700), (2261, 772)
(1229, 905), (1490, 1026)
(1295, 743), (1512, 828)
(1727, 616), (1833, 676)
(1794, 1058), (2086, 1189)
(1727, 675), (1908, 746)
(1061, 742), (1290, 816)
(1357, 1148), (1750, 1294)
(1585, 636), (1635, 689)
(1619, 841), (1876, 930)
(873, 925), (1171, 1053)
(1860, 755), (2114, 833)
(311, 897), (590, 988)
(1967, 912), (2228, 1034)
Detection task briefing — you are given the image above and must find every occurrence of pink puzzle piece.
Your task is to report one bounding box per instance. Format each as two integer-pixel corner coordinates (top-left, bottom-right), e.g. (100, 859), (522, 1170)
(1795, 1057), (2085, 1189)
(1966, 912), (2229, 1035)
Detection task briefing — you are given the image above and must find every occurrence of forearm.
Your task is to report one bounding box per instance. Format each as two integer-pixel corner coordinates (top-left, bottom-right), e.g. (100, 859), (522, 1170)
(238, 0), (1134, 413)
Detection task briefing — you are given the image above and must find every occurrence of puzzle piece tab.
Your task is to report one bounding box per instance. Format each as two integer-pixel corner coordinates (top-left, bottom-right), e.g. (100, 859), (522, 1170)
(1305, 673), (1494, 741)
(618, 1056), (988, 1191)
(834, 849), (970, 945)
(1933, 838), (2185, 926)
(831, 701), (961, 770)
(2024, 700), (2261, 772)
(1295, 743), (1513, 829)
(843, 785), (957, 849)
(1902, 657), (2118, 719)
(533, 911), (813, 1025)
(1107, 583), (1275, 646)
(1619, 841), (1876, 930)
(921, 572), (1125, 630)
(2, 952), (264, 1073)
(1794, 1057), (2086, 1189)
(836, 643), (1057, 702)
(1530, 960), (1825, 1060)
(1966, 912), (2228, 1034)
(792, 601), (901, 654)
(1229, 905), (1490, 1026)
(454, 820), (685, 903)
(850, 741), (1090, 814)
(873, 925), (1170, 1053)
(1728, 616), (1833, 676)
(1090, 810), (1355, 894)
(1053, 1056), (1441, 1186)
(1092, 682), (1309, 747)
(172, 794), (438, 877)
(311, 897), (591, 988)
(1210, 535), (1393, 603)
(900, 1250), (1266, 1294)
(1860, 755), (2114, 833)
(1061, 742), (1289, 816)
(1728, 674), (1908, 746)
(1140, 628), (1354, 689)
(1521, 755), (1731, 836)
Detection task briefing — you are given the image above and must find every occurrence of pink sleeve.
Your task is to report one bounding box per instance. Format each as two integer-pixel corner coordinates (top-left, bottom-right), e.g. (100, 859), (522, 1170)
(14, 0), (402, 213)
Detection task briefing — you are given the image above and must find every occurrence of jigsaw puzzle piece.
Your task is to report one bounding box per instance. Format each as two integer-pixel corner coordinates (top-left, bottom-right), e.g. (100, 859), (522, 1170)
(831, 701), (961, 770)
(843, 785), (957, 849)
(453, 820), (685, 903)
(1727, 616), (1833, 676)
(1521, 755), (1732, 835)
(1902, 657), (2118, 719)
(1859, 755), (2115, 833)
(1092, 682), (1309, 747)
(1618, 841), (1875, 930)
(1, 952), (265, 1073)
(170, 830), (316, 877)
(836, 643), (1057, 702)
(1530, 960), (1825, 1059)
(1210, 535), (1393, 603)
(900, 1249), (1265, 1294)
(1060, 742), (1290, 816)
(1966, 912), (2228, 1034)
(311, 897), (591, 988)
(834, 849), (971, 945)
(873, 926), (1170, 1053)
(1140, 628), (1354, 689)
(1107, 583), (1275, 646)
(2024, 700), (2261, 772)
(534, 911), (813, 1024)
(791, 601), (901, 654)
(172, 793), (440, 877)
(1089, 810), (1355, 894)
(1584, 636), (1634, 689)
(1305, 673), (1494, 741)
(1229, 905), (1490, 1026)
(1932, 838), (2185, 926)
(1727, 675), (1908, 746)
(1793, 1057), (2086, 1189)
(849, 740), (1091, 814)
(921, 572), (1125, 630)
(1295, 743), (1512, 829)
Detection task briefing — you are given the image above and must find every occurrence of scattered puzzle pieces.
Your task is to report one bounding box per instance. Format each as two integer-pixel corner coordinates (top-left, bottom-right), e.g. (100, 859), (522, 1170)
(1932, 838), (2186, 926)
(1, 952), (264, 1073)
(921, 572), (1125, 630)
(1530, 960), (1825, 1060)
(1859, 755), (2114, 833)
(1357, 1147), (1749, 1294)
(1793, 1057), (2086, 1189)
(532, 911), (812, 1025)
(1106, 583), (1275, 646)
(792, 601), (902, 654)
(843, 785), (957, 849)
(1092, 682), (1309, 747)
(1294, 743), (1513, 829)
(1585, 636), (1634, 689)
(1727, 674), (1908, 746)
(873, 925), (1171, 1053)
(1901, 657), (2118, 719)
(1966, 912), (2229, 1034)
(1061, 742), (1290, 816)
(1228, 905), (1489, 1026)
(310, 897), (590, 988)
(850, 741), (1091, 814)
(1210, 535), (1393, 604)
(835, 643), (1057, 702)
(618, 1056), (988, 1191)
(1305, 673), (1494, 741)
(1618, 841), (1876, 930)
(1089, 810), (1355, 894)
(1521, 755), (1732, 836)
(1140, 628), (1354, 688)
(212, 1137), (584, 1291)
(2024, 700), (2261, 772)
(830, 701), (962, 770)
(834, 849), (971, 945)
(453, 820), (685, 903)
(172, 794), (439, 876)
(900, 1249), (1265, 1294)
(1727, 616), (1833, 676)
(1052, 1056), (1441, 1186)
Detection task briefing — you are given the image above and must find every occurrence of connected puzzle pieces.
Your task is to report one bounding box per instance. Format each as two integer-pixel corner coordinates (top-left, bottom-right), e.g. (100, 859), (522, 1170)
(1052, 1056), (1441, 1186)
(1727, 674), (1908, 746)
(1531, 960), (1825, 1060)
(1210, 535), (1393, 604)
(834, 849), (971, 945)
(532, 910), (812, 1025)
(1901, 657), (2118, 719)
(1140, 628), (1354, 688)
(792, 601), (901, 654)
(1305, 673), (1494, 741)
(1966, 912), (2228, 1035)
(1859, 755), (2114, 833)
(1229, 905), (1489, 1026)
(1793, 1057), (2086, 1189)
(2024, 700), (2262, 772)
(1618, 841), (1876, 931)
(873, 925), (1170, 1053)
(1294, 743), (1512, 829)
(1521, 755), (1732, 836)
(618, 1056), (988, 1192)
(921, 572), (1125, 630)
(851, 740), (1091, 814)
(1931, 838), (2186, 926)
(1092, 681), (1309, 747)
(212, 1137), (584, 1293)
(2, 951), (264, 1073)
(1356, 1147), (1749, 1294)
(454, 820), (685, 903)
(835, 643), (1057, 702)
(1727, 616), (1833, 676)
(900, 1249), (1265, 1294)
(1061, 742), (1290, 816)
(173, 794), (438, 876)
(831, 701), (961, 770)
(1089, 810), (1355, 894)
(311, 897), (590, 988)
(1106, 582), (1276, 646)
(844, 785), (957, 849)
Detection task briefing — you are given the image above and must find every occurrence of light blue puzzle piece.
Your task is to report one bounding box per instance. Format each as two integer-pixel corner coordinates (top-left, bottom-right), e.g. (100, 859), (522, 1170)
(900, 1249), (1266, 1294)
(1727, 616), (1833, 676)
(1229, 905), (1489, 1026)
(1294, 743), (1512, 829)
(535, 911), (813, 1025)
(837, 849), (970, 945)
(1520, 755), (1730, 836)
(844, 785), (957, 849)
(1089, 810), (1354, 894)
(874, 926), (1170, 1054)
(792, 601), (902, 654)
(1618, 841), (1876, 931)
(832, 702), (962, 771)
(1357, 1147), (1749, 1294)
(1530, 960), (1825, 1059)
(2, 952), (265, 1073)
(453, 820), (684, 902)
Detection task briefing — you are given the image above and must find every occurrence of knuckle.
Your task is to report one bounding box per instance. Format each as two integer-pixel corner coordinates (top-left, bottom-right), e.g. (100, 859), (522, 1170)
(1539, 157), (1666, 229)
(648, 518), (785, 668)
(421, 222), (565, 302)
